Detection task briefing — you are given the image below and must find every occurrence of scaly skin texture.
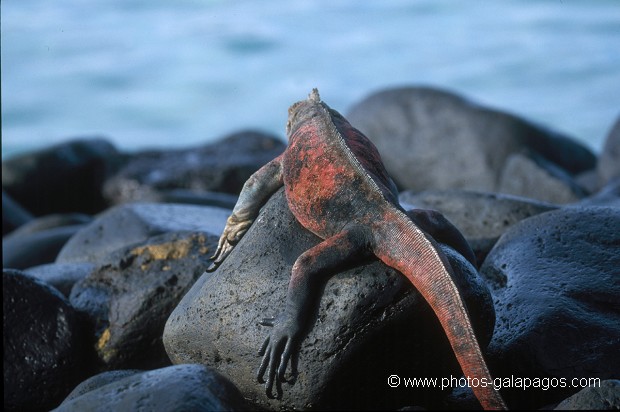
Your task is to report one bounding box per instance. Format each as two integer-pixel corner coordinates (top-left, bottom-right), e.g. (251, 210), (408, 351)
(208, 89), (507, 410)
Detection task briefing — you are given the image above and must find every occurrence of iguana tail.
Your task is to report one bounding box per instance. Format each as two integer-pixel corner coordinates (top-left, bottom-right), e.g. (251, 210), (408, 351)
(373, 211), (507, 410)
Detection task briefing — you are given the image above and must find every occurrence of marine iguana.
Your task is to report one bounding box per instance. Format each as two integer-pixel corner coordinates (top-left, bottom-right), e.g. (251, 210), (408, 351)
(207, 89), (507, 410)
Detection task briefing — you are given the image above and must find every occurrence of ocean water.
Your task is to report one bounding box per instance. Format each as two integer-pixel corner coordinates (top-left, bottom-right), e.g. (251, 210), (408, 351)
(2, 0), (619, 159)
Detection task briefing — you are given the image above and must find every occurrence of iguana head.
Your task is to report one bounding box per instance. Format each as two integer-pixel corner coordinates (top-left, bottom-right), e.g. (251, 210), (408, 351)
(286, 88), (324, 137)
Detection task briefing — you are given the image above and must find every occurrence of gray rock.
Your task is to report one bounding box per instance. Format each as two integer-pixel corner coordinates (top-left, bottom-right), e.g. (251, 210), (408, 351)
(598, 116), (620, 185)
(164, 189), (495, 410)
(62, 370), (142, 403)
(8, 213), (93, 237)
(70, 231), (219, 369)
(154, 189), (239, 209)
(346, 86), (595, 192)
(56, 202), (229, 264)
(1, 138), (122, 216)
(498, 151), (586, 204)
(554, 380), (620, 410)
(25, 262), (96, 297)
(54, 364), (248, 412)
(575, 178), (620, 208)
(575, 168), (601, 195)
(2, 190), (33, 236)
(399, 189), (556, 266)
(480, 207), (620, 409)
(103, 130), (285, 204)
(3, 224), (88, 269)
(3, 213), (93, 269)
(3, 269), (93, 412)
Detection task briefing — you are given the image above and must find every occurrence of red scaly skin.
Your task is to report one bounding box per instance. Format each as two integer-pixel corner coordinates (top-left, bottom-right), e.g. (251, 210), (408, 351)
(208, 89), (507, 410)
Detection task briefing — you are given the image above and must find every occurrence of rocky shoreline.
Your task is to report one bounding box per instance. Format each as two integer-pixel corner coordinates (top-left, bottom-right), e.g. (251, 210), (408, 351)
(3, 86), (619, 411)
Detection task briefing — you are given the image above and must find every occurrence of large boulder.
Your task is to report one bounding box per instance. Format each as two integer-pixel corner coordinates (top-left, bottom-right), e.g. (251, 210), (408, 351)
(103, 130), (285, 204)
(56, 202), (229, 264)
(54, 364), (248, 412)
(164, 189), (496, 410)
(400, 189), (556, 265)
(2, 138), (122, 216)
(480, 207), (620, 409)
(69, 231), (219, 370)
(3, 269), (93, 411)
(346, 86), (595, 193)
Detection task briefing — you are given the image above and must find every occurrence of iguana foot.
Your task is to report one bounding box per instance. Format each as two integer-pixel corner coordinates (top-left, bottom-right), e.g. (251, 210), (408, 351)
(257, 314), (301, 398)
(206, 214), (253, 272)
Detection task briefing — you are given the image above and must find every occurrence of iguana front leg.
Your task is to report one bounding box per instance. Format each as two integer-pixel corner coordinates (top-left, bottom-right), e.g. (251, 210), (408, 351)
(207, 154), (284, 271)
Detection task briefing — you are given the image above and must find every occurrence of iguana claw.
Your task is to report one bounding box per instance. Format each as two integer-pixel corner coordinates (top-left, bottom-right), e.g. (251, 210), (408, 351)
(206, 214), (253, 272)
(257, 314), (300, 399)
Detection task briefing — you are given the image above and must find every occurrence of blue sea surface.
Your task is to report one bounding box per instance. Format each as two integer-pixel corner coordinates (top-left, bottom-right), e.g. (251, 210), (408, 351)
(2, 0), (619, 159)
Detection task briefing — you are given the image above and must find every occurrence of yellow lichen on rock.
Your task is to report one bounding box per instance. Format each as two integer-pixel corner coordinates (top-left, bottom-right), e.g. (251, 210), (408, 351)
(97, 327), (111, 350)
(128, 234), (212, 271)
(131, 240), (189, 260)
(131, 234), (209, 261)
(97, 328), (119, 362)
